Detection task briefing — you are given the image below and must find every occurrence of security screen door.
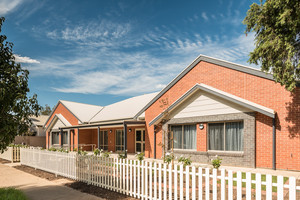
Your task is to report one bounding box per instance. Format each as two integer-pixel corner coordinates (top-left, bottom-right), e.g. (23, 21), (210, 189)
(135, 129), (145, 153)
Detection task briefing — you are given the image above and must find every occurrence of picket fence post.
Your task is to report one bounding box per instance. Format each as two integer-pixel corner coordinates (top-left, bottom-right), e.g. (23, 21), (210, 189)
(16, 149), (300, 200)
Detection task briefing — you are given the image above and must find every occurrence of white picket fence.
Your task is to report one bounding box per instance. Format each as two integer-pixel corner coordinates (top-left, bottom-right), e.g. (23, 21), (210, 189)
(0, 146), (20, 162)
(20, 147), (77, 179)
(20, 148), (299, 200)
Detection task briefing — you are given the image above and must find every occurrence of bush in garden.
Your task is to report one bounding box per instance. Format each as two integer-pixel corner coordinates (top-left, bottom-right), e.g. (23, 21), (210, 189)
(178, 156), (192, 167)
(101, 149), (111, 158)
(57, 148), (68, 153)
(135, 152), (144, 161)
(163, 152), (174, 164)
(94, 148), (100, 156)
(211, 155), (222, 169)
(77, 147), (87, 156)
(118, 153), (126, 159)
(48, 147), (57, 152)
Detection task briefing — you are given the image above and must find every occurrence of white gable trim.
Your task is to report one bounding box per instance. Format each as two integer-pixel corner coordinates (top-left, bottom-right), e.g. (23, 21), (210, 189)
(46, 114), (72, 131)
(44, 101), (82, 128)
(135, 54), (274, 119)
(149, 83), (275, 126)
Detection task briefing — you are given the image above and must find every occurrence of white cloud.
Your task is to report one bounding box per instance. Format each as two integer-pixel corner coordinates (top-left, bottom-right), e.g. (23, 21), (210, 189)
(14, 54), (40, 64)
(0, 0), (23, 15)
(201, 12), (209, 21)
(28, 31), (256, 95)
(27, 16), (257, 96)
(46, 20), (131, 48)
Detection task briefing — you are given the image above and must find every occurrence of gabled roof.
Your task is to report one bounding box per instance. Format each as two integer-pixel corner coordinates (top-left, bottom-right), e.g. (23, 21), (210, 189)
(46, 114), (72, 131)
(44, 100), (103, 126)
(60, 100), (103, 123)
(135, 54), (274, 119)
(30, 115), (49, 126)
(89, 92), (158, 123)
(149, 83), (275, 126)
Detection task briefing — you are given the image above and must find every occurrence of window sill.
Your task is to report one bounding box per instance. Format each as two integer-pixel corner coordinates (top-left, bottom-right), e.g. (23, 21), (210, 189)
(207, 150), (244, 157)
(170, 150), (244, 157)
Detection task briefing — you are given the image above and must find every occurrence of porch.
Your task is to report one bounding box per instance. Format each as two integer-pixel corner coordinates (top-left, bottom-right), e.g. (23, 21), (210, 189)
(61, 121), (147, 157)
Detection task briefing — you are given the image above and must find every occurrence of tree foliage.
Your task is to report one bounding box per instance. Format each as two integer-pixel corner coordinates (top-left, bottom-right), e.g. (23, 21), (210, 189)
(243, 0), (300, 91)
(0, 17), (41, 152)
(40, 104), (52, 115)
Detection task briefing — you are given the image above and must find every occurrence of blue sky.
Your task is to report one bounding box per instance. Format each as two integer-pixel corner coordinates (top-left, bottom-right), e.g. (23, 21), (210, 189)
(1, 0), (259, 108)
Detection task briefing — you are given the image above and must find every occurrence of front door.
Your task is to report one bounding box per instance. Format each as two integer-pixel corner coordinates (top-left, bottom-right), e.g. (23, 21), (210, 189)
(135, 129), (145, 153)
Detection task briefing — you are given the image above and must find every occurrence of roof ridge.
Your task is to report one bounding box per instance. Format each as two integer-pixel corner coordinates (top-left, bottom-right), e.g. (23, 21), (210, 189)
(60, 99), (102, 107)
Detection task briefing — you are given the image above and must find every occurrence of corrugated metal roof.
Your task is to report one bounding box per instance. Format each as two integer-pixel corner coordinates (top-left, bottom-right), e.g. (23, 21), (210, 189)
(89, 92), (158, 123)
(30, 115), (49, 126)
(59, 100), (103, 123)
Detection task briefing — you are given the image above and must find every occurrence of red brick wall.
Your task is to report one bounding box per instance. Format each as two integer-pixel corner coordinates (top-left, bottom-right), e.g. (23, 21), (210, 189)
(46, 102), (79, 149)
(197, 123), (207, 152)
(145, 60), (300, 170)
(46, 103), (79, 127)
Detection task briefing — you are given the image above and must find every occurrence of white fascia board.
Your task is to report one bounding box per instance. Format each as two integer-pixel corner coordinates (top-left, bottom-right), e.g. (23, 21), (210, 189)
(149, 83), (275, 126)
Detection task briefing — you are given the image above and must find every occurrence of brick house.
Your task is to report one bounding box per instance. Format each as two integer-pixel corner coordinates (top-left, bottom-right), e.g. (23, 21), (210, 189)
(44, 93), (157, 155)
(139, 55), (300, 171)
(44, 55), (300, 171)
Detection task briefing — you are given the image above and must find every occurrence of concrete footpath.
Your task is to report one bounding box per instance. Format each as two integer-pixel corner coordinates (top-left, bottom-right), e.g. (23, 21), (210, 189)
(0, 163), (104, 200)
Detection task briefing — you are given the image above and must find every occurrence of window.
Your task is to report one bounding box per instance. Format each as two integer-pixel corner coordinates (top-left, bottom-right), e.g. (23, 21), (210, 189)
(99, 130), (108, 151)
(115, 130), (124, 151)
(208, 121), (244, 151)
(170, 124), (197, 150)
(52, 132), (59, 145)
(61, 131), (68, 145)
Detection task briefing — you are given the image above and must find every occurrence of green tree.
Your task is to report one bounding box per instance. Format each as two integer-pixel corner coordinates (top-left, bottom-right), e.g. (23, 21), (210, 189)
(40, 104), (52, 115)
(243, 0), (300, 91)
(0, 17), (41, 152)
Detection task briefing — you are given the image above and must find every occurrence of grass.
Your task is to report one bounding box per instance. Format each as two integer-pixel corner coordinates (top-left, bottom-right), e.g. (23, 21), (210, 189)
(0, 188), (28, 200)
(218, 172), (289, 193)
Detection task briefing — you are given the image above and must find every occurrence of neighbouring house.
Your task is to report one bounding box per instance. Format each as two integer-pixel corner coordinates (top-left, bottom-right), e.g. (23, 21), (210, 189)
(44, 55), (300, 171)
(29, 115), (49, 136)
(14, 115), (49, 148)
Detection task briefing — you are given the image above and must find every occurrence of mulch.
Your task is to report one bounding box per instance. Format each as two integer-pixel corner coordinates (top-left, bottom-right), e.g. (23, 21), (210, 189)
(0, 158), (10, 164)
(65, 181), (136, 200)
(14, 165), (64, 181)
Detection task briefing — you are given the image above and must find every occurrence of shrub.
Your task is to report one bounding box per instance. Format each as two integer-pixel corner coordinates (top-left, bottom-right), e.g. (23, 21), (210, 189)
(48, 147), (57, 152)
(211, 156), (222, 169)
(77, 147), (87, 156)
(101, 150), (111, 158)
(94, 148), (100, 156)
(135, 152), (144, 161)
(118, 153), (126, 159)
(57, 148), (68, 153)
(178, 156), (192, 167)
(163, 152), (174, 164)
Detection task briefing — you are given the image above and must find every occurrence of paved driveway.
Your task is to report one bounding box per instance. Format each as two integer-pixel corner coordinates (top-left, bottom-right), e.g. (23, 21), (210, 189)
(0, 163), (104, 200)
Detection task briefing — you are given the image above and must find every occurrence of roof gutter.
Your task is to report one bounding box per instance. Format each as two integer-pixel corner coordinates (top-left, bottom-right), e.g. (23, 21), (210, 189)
(60, 120), (146, 129)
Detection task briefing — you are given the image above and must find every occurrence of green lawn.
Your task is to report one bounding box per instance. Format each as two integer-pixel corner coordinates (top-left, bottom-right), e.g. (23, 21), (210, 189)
(219, 172), (289, 193)
(0, 188), (28, 200)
